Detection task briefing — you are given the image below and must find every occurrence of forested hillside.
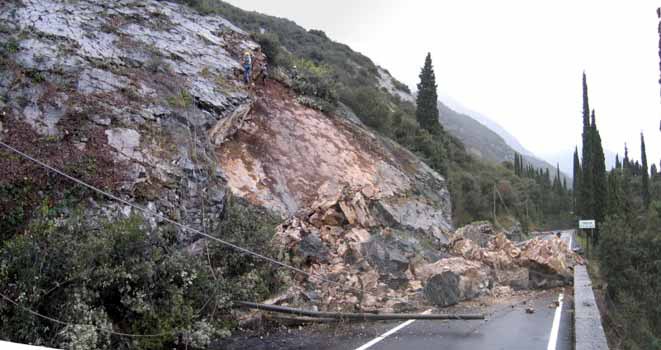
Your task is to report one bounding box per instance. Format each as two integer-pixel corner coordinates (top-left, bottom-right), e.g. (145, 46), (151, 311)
(438, 102), (567, 183)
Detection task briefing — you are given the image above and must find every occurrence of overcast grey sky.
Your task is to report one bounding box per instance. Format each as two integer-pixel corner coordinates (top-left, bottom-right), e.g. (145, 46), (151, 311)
(226, 0), (661, 165)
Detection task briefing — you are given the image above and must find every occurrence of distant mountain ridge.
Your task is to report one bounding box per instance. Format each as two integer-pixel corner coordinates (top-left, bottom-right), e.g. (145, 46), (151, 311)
(438, 93), (535, 157)
(435, 101), (569, 181)
(383, 79), (568, 180)
(540, 148), (617, 179)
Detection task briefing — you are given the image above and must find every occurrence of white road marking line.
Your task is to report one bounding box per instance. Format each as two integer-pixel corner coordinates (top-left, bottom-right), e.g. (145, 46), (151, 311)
(354, 309), (432, 350)
(547, 293), (564, 350)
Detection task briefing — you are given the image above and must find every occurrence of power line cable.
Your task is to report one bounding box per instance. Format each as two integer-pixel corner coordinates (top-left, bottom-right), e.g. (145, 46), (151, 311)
(0, 140), (361, 293)
(0, 139), (372, 339)
(0, 291), (172, 338)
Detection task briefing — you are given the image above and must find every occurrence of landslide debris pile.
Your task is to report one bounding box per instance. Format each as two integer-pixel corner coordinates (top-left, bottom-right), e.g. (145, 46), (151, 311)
(271, 217), (583, 312)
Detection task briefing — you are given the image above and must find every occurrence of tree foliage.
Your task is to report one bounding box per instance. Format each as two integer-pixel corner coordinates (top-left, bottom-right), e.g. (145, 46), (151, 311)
(579, 73), (595, 221)
(415, 53), (442, 134)
(641, 132), (650, 208)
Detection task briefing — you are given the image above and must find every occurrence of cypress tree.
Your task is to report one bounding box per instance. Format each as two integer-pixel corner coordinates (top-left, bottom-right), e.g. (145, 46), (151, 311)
(580, 73), (594, 220)
(623, 143), (630, 170)
(641, 132), (650, 208)
(554, 163), (562, 194)
(514, 153), (520, 176)
(416, 53), (442, 134)
(652, 163), (658, 178)
(591, 110), (608, 244)
(615, 154), (621, 169)
(582, 72), (591, 129)
(607, 169), (624, 217)
(573, 146), (581, 212)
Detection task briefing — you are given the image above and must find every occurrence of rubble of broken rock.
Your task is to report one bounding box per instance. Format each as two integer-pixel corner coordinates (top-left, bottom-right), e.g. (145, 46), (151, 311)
(268, 204), (584, 313)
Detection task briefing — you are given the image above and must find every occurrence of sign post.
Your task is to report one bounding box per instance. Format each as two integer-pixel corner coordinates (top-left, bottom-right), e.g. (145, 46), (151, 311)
(578, 220), (596, 258)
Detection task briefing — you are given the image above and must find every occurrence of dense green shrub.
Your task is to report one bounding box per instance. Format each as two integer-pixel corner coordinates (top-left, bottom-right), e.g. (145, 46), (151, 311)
(340, 86), (392, 131)
(599, 211), (661, 349)
(251, 32), (283, 65)
(288, 58), (338, 105)
(391, 78), (411, 93)
(0, 196), (282, 350)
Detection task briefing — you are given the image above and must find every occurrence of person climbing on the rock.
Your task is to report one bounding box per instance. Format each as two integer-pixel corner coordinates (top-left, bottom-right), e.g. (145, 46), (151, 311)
(258, 62), (268, 85)
(242, 50), (253, 84)
(292, 65), (299, 80)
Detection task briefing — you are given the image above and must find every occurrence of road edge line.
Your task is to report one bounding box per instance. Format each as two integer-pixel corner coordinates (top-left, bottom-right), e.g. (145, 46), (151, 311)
(547, 293), (564, 350)
(354, 309), (432, 350)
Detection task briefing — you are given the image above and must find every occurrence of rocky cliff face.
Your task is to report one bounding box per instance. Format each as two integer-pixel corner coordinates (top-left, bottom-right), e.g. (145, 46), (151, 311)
(0, 0), (263, 235)
(216, 82), (452, 230)
(0, 0), (454, 306)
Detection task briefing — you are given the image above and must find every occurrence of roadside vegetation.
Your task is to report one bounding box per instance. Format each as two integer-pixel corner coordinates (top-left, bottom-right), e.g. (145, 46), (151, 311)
(0, 194), (282, 350)
(573, 73), (661, 349)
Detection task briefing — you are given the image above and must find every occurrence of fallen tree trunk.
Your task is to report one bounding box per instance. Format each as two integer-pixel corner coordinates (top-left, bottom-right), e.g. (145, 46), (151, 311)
(263, 314), (342, 325)
(237, 301), (485, 320)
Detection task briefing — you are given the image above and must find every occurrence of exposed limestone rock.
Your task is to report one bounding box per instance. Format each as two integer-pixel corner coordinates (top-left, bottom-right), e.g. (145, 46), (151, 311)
(519, 236), (582, 287)
(338, 191), (375, 227)
(451, 221), (495, 247)
(105, 128), (142, 161)
(298, 233), (329, 264)
(217, 82), (453, 231)
(0, 0), (259, 233)
(209, 103), (252, 145)
(376, 67), (416, 105)
(77, 68), (130, 95)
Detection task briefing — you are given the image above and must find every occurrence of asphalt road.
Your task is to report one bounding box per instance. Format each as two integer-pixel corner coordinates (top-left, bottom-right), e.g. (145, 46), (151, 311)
(218, 230), (576, 350)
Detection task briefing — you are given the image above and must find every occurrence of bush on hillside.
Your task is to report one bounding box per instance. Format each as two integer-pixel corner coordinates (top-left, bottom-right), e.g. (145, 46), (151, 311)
(0, 197), (282, 350)
(340, 86), (392, 132)
(288, 58), (338, 105)
(599, 212), (661, 348)
(251, 32), (283, 65)
(391, 78), (410, 93)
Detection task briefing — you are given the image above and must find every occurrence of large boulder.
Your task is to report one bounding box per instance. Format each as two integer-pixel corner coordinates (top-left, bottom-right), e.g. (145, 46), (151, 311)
(298, 233), (329, 263)
(519, 237), (581, 287)
(506, 221), (525, 242)
(362, 237), (414, 289)
(419, 257), (491, 307)
(424, 271), (461, 307)
(451, 221), (495, 247)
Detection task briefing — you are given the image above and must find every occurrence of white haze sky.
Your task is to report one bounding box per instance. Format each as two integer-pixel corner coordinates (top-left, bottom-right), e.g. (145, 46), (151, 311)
(226, 0), (661, 165)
